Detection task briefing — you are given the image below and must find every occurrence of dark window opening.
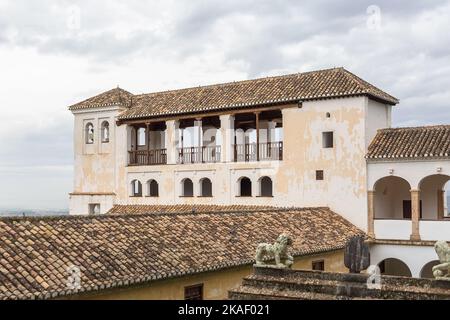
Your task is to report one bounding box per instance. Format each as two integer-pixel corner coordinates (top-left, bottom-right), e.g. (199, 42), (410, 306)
(402, 200), (423, 219)
(182, 179), (194, 197)
(239, 177), (252, 197)
(148, 180), (159, 197)
(131, 180), (142, 197)
(200, 178), (213, 197)
(88, 204), (100, 215)
(312, 260), (325, 271)
(322, 132), (334, 148)
(260, 177), (273, 197)
(184, 284), (203, 300)
(316, 170), (324, 181)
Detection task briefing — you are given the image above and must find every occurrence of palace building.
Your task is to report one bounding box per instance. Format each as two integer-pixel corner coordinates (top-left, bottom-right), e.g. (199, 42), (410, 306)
(67, 67), (450, 282)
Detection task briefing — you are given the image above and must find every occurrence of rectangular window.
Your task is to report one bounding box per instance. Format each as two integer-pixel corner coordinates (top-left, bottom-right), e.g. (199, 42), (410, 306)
(184, 284), (203, 300)
(312, 260), (325, 271)
(316, 170), (324, 181)
(402, 200), (423, 219)
(322, 132), (334, 148)
(88, 204), (100, 215)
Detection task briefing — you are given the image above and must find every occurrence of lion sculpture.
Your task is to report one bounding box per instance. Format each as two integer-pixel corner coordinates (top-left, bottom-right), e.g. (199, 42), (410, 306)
(255, 234), (294, 269)
(433, 241), (450, 280)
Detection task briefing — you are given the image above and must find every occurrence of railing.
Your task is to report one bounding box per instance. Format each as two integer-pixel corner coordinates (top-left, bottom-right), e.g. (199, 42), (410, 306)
(129, 149), (167, 166)
(233, 142), (283, 162)
(177, 146), (221, 164)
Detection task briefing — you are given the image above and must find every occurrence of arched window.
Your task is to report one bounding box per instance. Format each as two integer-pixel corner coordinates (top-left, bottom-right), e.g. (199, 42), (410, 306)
(137, 128), (146, 146)
(200, 178), (212, 197)
(182, 178), (194, 197)
(85, 123), (94, 144)
(147, 180), (159, 197)
(131, 180), (142, 197)
(259, 176), (273, 197)
(238, 177), (252, 197)
(101, 121), (110, 143)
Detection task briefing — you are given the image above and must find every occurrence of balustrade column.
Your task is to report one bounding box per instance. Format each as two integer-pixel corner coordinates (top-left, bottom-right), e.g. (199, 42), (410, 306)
(367, 190), (375, 238)
(220, 114), (235, 162)
(410, 189), (421, 241)
(165, 120), (179, 164)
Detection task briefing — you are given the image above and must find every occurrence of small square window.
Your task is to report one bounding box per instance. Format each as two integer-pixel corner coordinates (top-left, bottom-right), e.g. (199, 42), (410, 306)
(312, 260), (325, 271)
(88, 204), (100, 215)
(184, 284), (203, 300)
(322, 132), (334, 148)
(316, 170), (324, 181)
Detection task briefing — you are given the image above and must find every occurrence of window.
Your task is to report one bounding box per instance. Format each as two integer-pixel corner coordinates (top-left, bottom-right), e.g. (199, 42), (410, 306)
(85, 123), (94, 144)
(312, 260), (325, 271)
(322, 132), (334, 148)
(182, 178), (194, 197)
(402, 200), (423, 219)
(238, 177), (252, 197)
(316, 170), (324, 181)
(326, 112), (331, 118)
(259, 176), (273, 197)
(131, 180), (143, 197)
(200, 178), (213, 197)
(184, 284), (203, 300)
(137, 128), (146, 146)
(147, 180), (159, 197)
(88, 204), (100, 215)
(101, 121), (110, 143)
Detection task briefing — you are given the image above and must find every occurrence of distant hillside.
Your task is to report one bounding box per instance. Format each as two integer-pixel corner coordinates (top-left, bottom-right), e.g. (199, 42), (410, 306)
(0, 209), (69, 217)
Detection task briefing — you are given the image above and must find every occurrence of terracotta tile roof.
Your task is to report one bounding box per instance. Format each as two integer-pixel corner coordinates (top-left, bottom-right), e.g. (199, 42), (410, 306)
(68, 68), (398, 117)
(0, 207), (362, 300)
(107, 204), (275, 215)
(69, 87), (133, 111)
(367, 125), (450, 160)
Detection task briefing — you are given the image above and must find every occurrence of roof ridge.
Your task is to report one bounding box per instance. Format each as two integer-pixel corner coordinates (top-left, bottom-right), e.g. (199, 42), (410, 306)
(68, 87), (133, 110)
(378, 125), (450, 132)
(132, 67), (343, 99)
(0, 207), (331, 222)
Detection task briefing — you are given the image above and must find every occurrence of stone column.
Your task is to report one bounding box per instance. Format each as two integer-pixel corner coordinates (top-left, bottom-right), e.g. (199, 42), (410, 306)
(165, 120), (179, 164)
(367, 190), (375, 238)
(220, 114), (235, 163)
(194, 118), (203, 148)
(410, 189), (421, 241)
(438, 189), (445, 220)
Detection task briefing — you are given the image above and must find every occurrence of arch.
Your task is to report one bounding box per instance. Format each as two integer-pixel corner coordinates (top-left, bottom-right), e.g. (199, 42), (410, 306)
(418, 174), (450, 220)
(130, 180), (142, 197)
(181, 178), (194, 197)
(259, 176), (273, 197)
(85, 122), (94, 144)
(101, 121), (110, 143)
(378, 258), (412, 277)
(373, 176), (412, 219)
(200, 178), (213, 197)
(147, 179), (159, 197)
(420, 260), (440, 279)
(237, 177), (252, 197)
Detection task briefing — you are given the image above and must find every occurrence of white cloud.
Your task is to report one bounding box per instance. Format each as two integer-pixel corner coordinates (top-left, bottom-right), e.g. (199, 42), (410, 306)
(0, 0), (450, 209)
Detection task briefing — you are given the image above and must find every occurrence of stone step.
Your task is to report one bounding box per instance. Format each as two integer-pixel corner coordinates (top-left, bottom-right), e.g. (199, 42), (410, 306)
(238, 273), (450, 300)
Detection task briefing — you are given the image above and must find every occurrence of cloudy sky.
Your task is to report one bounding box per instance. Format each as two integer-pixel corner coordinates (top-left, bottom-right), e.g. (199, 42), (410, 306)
(0, 0), (449, 210)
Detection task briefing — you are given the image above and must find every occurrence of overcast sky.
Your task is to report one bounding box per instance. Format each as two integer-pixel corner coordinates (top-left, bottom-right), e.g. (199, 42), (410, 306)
(0, 0), (449, 210)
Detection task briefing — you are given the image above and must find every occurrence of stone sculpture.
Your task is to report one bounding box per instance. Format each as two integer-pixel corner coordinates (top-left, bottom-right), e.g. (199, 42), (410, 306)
(255, 234), (294, 269)
(433, 241), (450, 280)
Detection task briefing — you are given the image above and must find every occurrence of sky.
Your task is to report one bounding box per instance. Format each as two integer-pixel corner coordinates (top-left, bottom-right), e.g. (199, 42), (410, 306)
(0, 0), (450, 210)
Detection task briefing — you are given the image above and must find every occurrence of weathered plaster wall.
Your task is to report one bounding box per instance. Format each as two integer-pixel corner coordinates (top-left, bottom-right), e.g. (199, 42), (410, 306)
(76, 250), (346, 300)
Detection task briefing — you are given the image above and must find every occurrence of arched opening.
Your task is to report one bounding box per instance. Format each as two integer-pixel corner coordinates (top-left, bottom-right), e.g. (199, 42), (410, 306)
(85, 123), (94, 144)
(374, 176), (412, 219)
(101, 121), (110, 143)
(200, 178), (213, 197)
(147, 180), (159, 197)
(420, 260), (440, 279)
(378, 258), (412, 277)
(238, 177), (252, 197)
(130, 180), (142, 197)
(259, 176), (273, 197)
(182, 178), (194, 197)
(418, 174), (450, 220)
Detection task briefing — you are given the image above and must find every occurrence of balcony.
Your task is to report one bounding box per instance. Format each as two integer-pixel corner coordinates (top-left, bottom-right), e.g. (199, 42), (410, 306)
(129, 149), (167, 166)
(233, 142), (283, 162)
(177, 146), (221, 164)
